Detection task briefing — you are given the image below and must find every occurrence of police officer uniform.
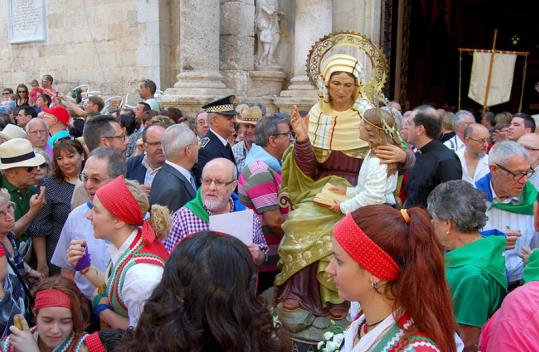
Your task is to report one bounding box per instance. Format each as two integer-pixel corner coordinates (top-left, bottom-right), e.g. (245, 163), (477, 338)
(192, 95), (237, 181)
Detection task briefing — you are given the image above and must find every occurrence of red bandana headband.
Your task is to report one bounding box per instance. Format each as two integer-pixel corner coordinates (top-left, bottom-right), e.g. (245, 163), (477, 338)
(333, 213), (400, 281)
(35, 289), (72, 310)
(84, 332), (106, 352)
(95, 176), (157, 245)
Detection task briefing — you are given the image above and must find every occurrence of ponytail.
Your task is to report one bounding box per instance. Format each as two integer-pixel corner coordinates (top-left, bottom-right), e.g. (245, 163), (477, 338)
(396, 208), (456, 352)
(351, 205), (456, 352)
(149, 204), (171, 241)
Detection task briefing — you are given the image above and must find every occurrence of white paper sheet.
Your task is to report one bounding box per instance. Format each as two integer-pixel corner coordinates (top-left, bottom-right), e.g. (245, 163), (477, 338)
(209, 209), (254, 245)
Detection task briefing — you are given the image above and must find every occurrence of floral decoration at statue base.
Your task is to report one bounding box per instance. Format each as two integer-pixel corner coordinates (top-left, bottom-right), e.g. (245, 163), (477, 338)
(317, 321), (345, 352)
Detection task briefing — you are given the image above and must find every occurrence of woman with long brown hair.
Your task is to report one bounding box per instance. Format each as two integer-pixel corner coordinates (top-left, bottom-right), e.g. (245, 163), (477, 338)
(326, 205), (457, 351)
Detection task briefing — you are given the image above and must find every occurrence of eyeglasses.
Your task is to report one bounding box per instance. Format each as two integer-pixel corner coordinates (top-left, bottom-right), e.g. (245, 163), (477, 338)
(17, 91), (27, 94)
(103, 134), (127, 142)
(468, 137), (489, 145)
(54, 135), (77, 145)
(495, 163), (535, 182)
(522, 144), (539, 152)
(26, 166), (38, 172)
(144, 141), (161, 147)
(0, 202), (15, 218)
(28, 129), (48, 136)
(2, 92), (10, 96)
(201, 178), (235, 188)
(79, 173), (109, 185)
(272, 131), (294, 138)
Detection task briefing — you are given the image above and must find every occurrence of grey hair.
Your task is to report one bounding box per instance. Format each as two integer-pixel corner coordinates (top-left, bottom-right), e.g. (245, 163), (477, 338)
(25, 117), (47, 132)
(426, 180), (488, 232)
(488, 141), (528, 166)
(87, 147), (127, 178)
(255, 116), (290, 147)
(453, 110), (474, 129)
(161, 123), (196, 159)
(0, 188), (10, 206)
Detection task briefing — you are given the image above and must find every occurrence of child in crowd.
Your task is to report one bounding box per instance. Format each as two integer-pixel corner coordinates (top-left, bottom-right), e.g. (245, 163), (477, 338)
(328, 108), (403, 214)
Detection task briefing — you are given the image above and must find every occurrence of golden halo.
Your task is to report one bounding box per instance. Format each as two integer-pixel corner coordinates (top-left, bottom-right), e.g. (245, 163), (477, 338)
(306, 31), (388, 102)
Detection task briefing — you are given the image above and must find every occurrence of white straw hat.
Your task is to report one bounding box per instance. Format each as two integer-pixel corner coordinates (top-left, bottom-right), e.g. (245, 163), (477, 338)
(0, 138), (45, 170)
(0, 124), (27, 141)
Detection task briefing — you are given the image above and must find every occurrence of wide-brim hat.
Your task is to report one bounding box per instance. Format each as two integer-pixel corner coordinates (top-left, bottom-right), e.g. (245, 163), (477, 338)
(0, 124), (27, 141)
(202, 95), (238, 116)
(0, 138), (45, 170)
(236, 106), (263, 125)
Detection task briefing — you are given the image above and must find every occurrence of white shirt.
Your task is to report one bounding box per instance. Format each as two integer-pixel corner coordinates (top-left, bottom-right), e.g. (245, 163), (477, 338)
(141, 153), (162, 186)
(483, 183), (537, 283)
(444, 135), (465, 153)
(340, 152), (397, 214)
(209, 128), (228, 146)
(107, 230), (163, 327)
(51, 203), (110, 299)
(456, 148), (489, 185)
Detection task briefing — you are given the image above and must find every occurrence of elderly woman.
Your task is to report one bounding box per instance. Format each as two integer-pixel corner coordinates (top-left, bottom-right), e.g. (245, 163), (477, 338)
(278, 54), (410, 317)
(326, 205), (456, 351)
(28, 139), (85, 277)
(0, 188), (43, 338)
(67, 176), (170, 329)
(427, 180), (507, 351)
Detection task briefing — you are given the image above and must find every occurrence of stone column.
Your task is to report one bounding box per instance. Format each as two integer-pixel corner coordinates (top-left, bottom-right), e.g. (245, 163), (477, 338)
(274, 0), (332, 113)
(160, 0), (232, 115)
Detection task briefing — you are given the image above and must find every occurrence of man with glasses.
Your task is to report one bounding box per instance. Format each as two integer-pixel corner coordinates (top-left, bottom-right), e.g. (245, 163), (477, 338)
(51, 147), (126, 300)
(518, 133), (539, 189)
(150, 124), (198, 213)
(402, 105), (462, 208)
(476, 141), (539, 287)
(127, 123), (166, 189)
(25, 118), (49, 151)
(73, 115), (128, 209)
(457, 123), (490, 185)
(165, 158), (268, 265)
(192, 95), (238, 182)
(0, 138), (46, 258)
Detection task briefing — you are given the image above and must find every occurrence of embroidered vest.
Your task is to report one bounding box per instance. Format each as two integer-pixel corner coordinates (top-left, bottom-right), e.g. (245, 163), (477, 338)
(2, 327), (87, 352)
(105, 230), (168, 317)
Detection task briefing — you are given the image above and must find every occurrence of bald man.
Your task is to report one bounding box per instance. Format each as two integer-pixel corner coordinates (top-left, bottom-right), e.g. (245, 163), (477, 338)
(457, 123), (490, 185)
(518, 133), (539, 189)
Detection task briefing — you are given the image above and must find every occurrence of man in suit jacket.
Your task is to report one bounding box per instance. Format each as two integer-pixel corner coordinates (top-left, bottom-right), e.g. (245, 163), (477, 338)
(150, 124), (199, 213)
(127, 124), (166, 190)
(192, 95), (237, 181)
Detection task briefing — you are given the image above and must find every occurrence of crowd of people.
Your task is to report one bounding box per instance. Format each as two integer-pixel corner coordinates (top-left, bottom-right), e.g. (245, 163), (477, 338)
(0, 56), (537, 352)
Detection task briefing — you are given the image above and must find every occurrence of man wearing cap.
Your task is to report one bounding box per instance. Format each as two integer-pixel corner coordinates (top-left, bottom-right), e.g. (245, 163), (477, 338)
(192, 95), (237, 181)
(232, 105), (263, 174)
(0, 138), (46, 257)
(40, 106), (70, 147)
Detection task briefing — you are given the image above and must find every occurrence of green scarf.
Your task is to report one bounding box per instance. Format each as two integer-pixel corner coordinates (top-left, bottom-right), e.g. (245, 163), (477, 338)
(491, 182), (537, 215)
(524, 250), (539, 283)
(185, 188), (210, 222)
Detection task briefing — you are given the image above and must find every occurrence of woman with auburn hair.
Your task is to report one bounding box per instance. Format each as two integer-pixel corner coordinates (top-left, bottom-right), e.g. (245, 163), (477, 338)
(120, 231), (290, 352)
(326, 205), (456, 352)
(66, 176), (170, 329)
(2, 276), (90, 351)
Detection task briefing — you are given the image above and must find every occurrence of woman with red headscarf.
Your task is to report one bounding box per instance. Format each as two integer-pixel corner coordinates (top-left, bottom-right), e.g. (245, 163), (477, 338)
(66, 176), (170, 329)
(2, 276), (89, 351)
(326, 205), (457, 352)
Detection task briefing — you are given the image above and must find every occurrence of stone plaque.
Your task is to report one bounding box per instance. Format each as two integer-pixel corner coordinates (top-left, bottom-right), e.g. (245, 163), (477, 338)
(8, 0), (47, 43)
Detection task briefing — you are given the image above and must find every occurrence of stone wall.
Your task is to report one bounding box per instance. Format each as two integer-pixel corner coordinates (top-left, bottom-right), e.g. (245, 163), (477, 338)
(0, 0), (171, 103)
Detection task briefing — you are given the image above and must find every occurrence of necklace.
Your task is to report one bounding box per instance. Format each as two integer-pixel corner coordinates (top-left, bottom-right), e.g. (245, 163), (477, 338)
(359, 317), (385, 337)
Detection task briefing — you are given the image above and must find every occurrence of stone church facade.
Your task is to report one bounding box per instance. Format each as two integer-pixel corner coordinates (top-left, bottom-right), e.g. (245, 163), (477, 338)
(0, 0), (404, 115)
